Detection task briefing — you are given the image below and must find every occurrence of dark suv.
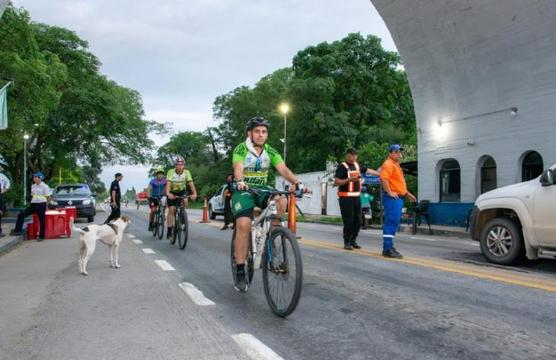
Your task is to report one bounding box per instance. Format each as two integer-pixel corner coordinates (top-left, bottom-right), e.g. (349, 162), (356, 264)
(49, 184), (96, 222)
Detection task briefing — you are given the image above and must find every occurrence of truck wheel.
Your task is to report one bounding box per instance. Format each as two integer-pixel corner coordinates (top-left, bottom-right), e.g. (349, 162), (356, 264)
(209, 205), (216, 220)
(480, 217), (524, 265)
(87, 216), (94, 223)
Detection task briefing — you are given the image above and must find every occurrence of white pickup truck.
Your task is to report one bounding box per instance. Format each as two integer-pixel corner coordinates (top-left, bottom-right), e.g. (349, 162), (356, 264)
(469, 165), (556, 265)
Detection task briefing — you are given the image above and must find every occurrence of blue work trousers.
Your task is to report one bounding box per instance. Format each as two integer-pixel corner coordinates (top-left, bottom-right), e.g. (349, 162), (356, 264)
(382, 194), (403, 251)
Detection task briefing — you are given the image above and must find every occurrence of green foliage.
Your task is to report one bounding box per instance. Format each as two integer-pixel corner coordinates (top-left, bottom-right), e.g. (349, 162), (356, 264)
(0, 5), (166, 205)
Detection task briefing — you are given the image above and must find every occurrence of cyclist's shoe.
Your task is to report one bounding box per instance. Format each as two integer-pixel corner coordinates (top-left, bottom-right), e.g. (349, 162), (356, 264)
(167, 227), (173, 239)
(352, 242), (362, 249)
(382, 248), (403, 259)
(234, 266), (249, 292)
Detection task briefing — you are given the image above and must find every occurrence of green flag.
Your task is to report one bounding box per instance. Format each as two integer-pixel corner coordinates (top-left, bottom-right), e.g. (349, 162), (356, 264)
(0, 82), (9, 129)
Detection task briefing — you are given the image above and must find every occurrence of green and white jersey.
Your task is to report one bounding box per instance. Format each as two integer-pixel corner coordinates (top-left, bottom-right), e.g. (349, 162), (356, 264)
(232, 138), (284, 186)
(166, 168), (193, 192)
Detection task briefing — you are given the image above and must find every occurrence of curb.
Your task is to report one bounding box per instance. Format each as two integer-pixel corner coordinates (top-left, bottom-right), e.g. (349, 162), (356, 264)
(399, 224), (469, 238)
(0, 235), (23, 256)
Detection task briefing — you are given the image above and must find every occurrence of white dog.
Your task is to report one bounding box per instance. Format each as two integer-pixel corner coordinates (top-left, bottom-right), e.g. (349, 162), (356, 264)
(73, 216), (130, 275)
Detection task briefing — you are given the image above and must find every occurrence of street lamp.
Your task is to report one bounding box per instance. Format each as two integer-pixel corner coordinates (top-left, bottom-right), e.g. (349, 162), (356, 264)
(279, 103), (290, 164)
(23, 133), (29, 205)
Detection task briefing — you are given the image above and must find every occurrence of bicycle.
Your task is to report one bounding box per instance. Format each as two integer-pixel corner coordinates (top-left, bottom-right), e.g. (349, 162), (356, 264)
(230, 187), (306, 317)
(169, 195), (190, 250)
(151, 197), (166, 240)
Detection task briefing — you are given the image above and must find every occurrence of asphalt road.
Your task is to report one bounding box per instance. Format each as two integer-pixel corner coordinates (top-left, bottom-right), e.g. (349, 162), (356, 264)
(2, 206), (556, 360)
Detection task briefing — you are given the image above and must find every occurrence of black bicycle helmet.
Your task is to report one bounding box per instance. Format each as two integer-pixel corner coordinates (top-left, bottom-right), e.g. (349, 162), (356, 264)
(246, 117), (269, 131)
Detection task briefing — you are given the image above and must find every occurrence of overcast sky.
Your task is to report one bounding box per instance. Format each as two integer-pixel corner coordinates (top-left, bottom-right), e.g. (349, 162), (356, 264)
(13, 0), (396, 193)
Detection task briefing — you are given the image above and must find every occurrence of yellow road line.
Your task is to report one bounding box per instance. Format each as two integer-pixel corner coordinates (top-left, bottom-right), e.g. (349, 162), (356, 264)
(298, 238), (556, 293)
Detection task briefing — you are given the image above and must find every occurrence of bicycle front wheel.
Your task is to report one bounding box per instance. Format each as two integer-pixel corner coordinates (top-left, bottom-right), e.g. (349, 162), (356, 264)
(170, 212), (177, 245)
(152, 210), (159, 237)
(177, 208), (189, 250)
(157, 208), (165, 240)
(262, 227), (303, 317)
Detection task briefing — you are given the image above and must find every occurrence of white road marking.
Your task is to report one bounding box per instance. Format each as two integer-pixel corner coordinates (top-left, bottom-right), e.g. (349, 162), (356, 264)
(411, 236), (437, 242)
(132, 239), (143, 245)
(154, 259), (175, 271)
(232, 333), (284, 360)
(178, 282), (215, 306)
(142, 248), (155, 254)
(127, 234), (136, 239)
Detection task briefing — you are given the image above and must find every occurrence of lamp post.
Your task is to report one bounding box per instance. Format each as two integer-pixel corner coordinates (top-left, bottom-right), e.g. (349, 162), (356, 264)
(23, 133), (29, 206)
(279, 103), (290, 164)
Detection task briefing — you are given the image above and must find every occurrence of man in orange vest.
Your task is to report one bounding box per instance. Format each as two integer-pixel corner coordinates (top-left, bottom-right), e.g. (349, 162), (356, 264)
(380, 144), (416, 258)
(334, 148), (380, 250)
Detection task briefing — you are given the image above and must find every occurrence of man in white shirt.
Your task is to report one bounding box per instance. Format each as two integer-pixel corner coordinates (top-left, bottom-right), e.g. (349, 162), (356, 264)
(0, 162), (10, 238)
(11, 172), (51, 241)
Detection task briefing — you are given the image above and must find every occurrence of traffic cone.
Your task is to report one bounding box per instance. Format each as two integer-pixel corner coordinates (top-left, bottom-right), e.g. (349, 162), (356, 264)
(200, 197), (210, 223)
(288, 192), (297, 234)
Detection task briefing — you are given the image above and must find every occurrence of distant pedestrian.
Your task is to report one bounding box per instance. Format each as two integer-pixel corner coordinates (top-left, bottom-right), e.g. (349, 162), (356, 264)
(10, 172), (51, 241)
(0, 161), (11, 238)
(379, 144), (416, 258)
(104, 173), (123, 224)
(221, 174), (234, 230)
(360, 186), (374, 229)
(334, 148), (380, 250)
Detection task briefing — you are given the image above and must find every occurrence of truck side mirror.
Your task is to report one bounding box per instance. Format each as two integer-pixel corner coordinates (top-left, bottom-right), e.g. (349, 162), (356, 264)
(539, 169), (554, 187)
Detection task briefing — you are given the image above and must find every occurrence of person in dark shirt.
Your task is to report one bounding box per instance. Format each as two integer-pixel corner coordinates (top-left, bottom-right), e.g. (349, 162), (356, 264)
(104, 173), (123, 224)
(334, 148), (380, 250)
(221, 174), (234, 230)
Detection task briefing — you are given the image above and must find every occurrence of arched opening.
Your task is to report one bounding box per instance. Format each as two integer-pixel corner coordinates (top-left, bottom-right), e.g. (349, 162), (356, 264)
(438, 159), (460, 202)
(478, 156), (497, 194)
(521, 151), (543, 181)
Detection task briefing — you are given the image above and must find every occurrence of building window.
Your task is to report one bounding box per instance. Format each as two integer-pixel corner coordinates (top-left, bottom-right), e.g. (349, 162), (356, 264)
(522, 151), (543, 181)
(439, 159), (460, 202)
(480, 156), (497, 194)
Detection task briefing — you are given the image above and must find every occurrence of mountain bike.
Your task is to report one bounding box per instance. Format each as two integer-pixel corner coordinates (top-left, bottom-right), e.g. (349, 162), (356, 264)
(169, 195), (190, 250)
(231, 187), (306, 317)
(151, 197), (166, 240)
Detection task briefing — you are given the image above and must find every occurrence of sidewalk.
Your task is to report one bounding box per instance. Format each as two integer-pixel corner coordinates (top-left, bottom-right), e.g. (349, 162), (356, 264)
(300, 213), (469, 239)
(0, 220), (23, 256)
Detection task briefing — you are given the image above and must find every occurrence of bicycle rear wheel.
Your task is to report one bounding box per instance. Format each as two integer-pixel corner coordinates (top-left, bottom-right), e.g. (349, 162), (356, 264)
(262, 227), (303, 317)
(157, 208), (165, 240)
(230, 228), (254, 290)
(178, 208), (189, 250)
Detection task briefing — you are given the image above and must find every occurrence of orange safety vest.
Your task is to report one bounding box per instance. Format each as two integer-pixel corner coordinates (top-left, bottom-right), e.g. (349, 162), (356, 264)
(338, 162), (363, 197)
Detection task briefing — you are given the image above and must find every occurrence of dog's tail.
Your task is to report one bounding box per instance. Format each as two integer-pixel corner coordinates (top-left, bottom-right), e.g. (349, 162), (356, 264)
(71, 218), (88, 235)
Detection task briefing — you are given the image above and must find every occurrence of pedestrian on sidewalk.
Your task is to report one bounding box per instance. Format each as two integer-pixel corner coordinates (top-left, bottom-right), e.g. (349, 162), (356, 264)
(10, 172), (51, 241)
(104, 173), (123, 224)
(379, 144), (416, 258)
(360, 186), (374, 229)
(334, 148), (380, 250)
(0, 161), (11, 238)
(221, 174), (234, 230)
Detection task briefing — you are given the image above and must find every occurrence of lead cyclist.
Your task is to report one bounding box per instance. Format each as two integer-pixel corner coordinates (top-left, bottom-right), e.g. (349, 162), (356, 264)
(232, 117), (309, 291)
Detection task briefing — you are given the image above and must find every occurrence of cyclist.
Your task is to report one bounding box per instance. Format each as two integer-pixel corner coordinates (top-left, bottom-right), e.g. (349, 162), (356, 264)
(147, 167), (167, 231)
(232, 116), (308, 291)
(165, 156), (197, 239)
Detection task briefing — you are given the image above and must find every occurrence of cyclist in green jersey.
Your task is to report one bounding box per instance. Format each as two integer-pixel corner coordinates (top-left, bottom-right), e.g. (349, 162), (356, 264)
(165, 156), (197, 239)
(232, 117), (309, 291)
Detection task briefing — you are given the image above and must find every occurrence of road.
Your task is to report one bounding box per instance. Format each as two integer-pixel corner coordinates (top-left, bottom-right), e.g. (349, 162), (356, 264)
(1, 206), (555, 360)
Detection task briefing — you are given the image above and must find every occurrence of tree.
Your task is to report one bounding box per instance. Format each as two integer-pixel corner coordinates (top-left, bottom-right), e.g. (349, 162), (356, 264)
(0, 6), (167, 205)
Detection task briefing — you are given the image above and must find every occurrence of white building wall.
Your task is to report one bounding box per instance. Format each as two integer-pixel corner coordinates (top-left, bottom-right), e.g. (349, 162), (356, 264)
(275, 171), (342, 216)
(373, 0), (556, 202)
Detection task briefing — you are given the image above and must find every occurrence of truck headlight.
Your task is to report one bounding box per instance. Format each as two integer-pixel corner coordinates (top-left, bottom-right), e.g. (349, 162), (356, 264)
(50, 200), (58, 206)
(83, 199), (91, 205)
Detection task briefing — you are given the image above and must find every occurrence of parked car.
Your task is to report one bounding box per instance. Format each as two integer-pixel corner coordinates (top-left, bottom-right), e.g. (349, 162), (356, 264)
(208, 184), (228, 219)
(469, 164), (556, 265)
(49, 183), (96, 222)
